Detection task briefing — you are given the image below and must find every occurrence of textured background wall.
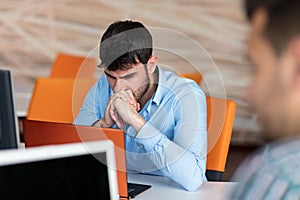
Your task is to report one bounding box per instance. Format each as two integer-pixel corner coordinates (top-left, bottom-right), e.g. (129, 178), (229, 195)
(0, 0), (261, 144)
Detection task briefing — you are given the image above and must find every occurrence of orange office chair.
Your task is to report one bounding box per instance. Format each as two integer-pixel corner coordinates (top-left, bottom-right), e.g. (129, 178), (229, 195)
(26, 77), (96, 123)
(205, 96), (236, 181)
(179, 72), (202, 85)
(50, 53), (97, 78)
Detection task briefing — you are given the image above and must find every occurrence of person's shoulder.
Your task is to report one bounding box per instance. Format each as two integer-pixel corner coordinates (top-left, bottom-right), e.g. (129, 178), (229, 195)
(94, 73), (110, 88)
(85, 73), (111, 97)
(231, 136), (300, 199)
(266, 135), (300, 162)
(269, 134), (300, 149)
(234, 135), (300, 178)
(96, 73), (108, 83)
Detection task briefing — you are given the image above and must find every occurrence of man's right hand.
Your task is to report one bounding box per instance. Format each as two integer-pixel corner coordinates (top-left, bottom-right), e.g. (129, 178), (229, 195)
(109, 89), (140, 112)
(92, 89), (140, 128)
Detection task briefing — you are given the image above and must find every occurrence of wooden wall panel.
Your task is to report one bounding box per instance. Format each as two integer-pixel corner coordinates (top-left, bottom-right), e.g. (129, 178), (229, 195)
(0, 0), (261, 144)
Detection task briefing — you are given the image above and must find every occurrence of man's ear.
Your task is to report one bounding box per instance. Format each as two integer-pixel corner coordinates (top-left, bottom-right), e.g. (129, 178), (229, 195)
(147, 56), (157, 74)
(290, 37), (300, 88)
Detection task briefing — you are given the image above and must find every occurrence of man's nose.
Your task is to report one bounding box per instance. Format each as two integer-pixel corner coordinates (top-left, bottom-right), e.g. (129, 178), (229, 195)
(113, 78), (126, 92)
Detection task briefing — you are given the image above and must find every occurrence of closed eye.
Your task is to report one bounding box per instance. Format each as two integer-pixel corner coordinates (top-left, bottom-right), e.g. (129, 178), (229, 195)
(121, 73), (136, 80)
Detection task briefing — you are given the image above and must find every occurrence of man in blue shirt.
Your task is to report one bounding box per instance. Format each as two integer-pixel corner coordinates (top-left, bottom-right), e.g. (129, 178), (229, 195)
(74, 20), (207, 191)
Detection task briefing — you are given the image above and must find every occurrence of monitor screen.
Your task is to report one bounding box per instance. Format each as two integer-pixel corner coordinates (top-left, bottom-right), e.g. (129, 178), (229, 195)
(0, 69), (19, 149)
(0, 141), (119, 200)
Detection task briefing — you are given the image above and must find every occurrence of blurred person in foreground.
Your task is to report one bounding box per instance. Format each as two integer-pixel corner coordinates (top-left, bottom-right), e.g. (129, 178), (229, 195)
(231, 0), (300, 199)
(74, 20), (207, 191)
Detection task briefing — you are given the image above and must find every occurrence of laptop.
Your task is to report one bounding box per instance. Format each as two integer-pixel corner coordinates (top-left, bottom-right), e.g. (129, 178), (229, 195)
(23, 120), (151, 199)
(0, 140), (119, 200)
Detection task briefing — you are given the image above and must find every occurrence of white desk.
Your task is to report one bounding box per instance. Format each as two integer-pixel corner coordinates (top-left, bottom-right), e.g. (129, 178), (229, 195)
(127, 173), (238, 200)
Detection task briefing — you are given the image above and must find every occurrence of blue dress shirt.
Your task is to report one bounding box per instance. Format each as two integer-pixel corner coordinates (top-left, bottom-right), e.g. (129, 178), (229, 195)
(74, 66), (207, 191)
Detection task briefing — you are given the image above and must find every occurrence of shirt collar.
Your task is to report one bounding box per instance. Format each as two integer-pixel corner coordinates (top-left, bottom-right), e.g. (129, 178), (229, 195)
(150, 65), (167, 106)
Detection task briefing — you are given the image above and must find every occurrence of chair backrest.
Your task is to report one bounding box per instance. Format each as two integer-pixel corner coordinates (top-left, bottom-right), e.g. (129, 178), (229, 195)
(50, 53), (96, 78)
(26, 77), (96, 123)
(205, 96), (236, 181)
(181, 72), (202, 85)
(179, 72), (202, 85)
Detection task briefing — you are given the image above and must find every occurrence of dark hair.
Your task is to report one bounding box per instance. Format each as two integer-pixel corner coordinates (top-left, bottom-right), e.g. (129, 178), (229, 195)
(245, 0), (300, 54)
(99, 20), (153, 71)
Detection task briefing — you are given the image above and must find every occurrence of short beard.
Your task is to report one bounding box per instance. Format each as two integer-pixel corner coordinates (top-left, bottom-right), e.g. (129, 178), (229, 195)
(134, 65), (150, 103)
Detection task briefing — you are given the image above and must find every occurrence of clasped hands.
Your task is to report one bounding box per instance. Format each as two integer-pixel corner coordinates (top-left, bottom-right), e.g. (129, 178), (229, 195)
(95, 89), (146, 132)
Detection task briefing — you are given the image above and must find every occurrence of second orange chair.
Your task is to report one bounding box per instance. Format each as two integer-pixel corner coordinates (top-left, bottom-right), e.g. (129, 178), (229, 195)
(50, 53), (97, 78)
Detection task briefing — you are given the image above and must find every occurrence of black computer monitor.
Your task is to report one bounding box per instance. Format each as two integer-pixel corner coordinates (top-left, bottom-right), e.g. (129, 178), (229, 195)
(0, 69), (19, 149)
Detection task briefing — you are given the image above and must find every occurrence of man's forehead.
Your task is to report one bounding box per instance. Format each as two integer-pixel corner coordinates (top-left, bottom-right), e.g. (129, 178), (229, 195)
(105, 63), (142, 75)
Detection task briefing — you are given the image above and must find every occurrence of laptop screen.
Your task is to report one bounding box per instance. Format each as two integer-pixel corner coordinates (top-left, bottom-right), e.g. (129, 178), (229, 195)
(0, 141), (119, 200)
